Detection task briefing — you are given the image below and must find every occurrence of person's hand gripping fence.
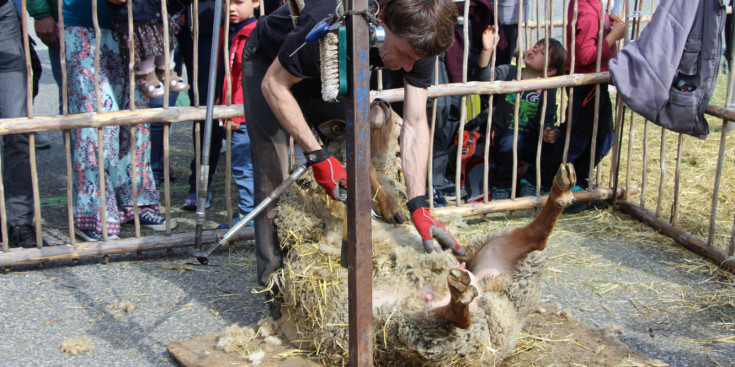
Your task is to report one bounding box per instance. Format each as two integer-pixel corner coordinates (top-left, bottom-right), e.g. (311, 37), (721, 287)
(407, 196), (466, 255)
(305, 148), (347, 202)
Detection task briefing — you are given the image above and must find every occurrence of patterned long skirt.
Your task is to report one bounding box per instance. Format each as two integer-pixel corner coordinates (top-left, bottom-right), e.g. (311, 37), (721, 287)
(112, 17), (181, 69)
(64, 26), (160, 235)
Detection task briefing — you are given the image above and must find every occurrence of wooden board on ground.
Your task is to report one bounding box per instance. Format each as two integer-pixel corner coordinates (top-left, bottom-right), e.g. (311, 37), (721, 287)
(167, 330), (321, 367)
(169, 309), (661, 367)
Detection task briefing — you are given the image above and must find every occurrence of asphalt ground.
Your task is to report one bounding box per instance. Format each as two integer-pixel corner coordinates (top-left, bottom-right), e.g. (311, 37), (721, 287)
(1, 40), (268, 366)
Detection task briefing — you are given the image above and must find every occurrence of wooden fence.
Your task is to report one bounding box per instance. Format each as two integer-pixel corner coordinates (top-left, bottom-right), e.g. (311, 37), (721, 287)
(1, 0), (734, 275)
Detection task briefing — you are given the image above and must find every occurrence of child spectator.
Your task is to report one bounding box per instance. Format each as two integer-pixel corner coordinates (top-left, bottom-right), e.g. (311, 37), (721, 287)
(544, 0), (625, 212)
(215, 0), (257, 226)
(464, 26), (566, 200)
(105, 0), (190, 99)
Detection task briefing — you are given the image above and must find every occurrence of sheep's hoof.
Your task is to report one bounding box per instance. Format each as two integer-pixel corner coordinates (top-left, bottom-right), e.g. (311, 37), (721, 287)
(429, 268), (477, 329)
(377, 194), (405, 224)
(555, 163), (577, 191)
(448, 268), (478, 306)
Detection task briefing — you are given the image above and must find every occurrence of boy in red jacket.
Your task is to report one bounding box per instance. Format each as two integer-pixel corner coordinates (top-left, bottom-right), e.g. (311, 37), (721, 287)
(217, 0), (258, 226)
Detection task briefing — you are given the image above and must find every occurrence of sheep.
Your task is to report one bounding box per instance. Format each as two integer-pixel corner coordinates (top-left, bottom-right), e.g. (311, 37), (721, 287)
(271, 104), (577, 366)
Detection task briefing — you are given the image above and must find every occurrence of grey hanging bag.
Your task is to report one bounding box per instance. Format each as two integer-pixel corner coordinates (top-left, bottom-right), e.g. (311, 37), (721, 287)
(609, 0), (726, 139)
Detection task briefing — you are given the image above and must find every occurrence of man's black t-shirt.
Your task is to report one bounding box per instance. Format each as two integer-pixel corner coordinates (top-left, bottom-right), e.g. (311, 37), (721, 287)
(251, 0), (435, 93)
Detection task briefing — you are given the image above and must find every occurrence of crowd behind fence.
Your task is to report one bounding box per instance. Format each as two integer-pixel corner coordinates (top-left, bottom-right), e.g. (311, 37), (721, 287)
(0, 0), (734, 271)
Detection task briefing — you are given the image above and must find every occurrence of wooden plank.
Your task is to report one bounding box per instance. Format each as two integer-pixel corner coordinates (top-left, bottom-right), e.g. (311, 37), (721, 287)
(433, 185), (639, 218)
(371, 72), (610, 102)
(167, 329), (321, 367)
(617, 200), (735, 272)
(0, 227), (253, 267)
(0, 105), (244, 135)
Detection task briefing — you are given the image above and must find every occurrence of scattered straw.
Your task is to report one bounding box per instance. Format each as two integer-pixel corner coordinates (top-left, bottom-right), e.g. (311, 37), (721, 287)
(60, 336), (92, 355)
(113, 300), (135, 313)
(163, 303), (193, 317)
(161, 263), (194, 271)
(676, 335), (735, 345)
(598, 77), (735, 253)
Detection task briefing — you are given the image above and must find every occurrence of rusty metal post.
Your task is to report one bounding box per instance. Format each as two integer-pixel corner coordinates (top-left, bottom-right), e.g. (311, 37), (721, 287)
(345, 0), (373, 365)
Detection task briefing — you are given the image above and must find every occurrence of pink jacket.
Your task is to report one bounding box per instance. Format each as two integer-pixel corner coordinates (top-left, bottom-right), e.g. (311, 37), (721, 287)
(566, 0), (616, 74)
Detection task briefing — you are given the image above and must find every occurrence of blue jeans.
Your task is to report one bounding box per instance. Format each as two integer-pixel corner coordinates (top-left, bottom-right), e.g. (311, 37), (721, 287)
(231, 126), (254, 215)
(0, 0), (34, 226)
(47, 39), (64, 114)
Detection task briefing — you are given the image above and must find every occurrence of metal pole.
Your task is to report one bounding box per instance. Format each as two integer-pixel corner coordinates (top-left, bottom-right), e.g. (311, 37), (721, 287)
(194, 0), (225, 249)
(345, 0), (373, 364)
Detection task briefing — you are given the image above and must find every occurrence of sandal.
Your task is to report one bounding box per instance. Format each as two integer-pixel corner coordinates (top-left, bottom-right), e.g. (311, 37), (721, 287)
(135, 70), (165, 99)
(156, 69), (190, 93)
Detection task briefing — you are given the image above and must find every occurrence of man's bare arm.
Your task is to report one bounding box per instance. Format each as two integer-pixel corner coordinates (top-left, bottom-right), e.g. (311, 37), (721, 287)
(402, 82), (463, 255)
(261, 58), (323, 152)
(400, 82), (430, 200)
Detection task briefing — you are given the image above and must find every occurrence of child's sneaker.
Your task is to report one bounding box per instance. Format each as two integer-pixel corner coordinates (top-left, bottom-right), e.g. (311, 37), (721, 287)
(491, 187), (511, 200)
(75, 228), (119, 242)
(442, 185), (467, 201)
(432, 189), (448, 208)
(518, 179), (537, 197)
(182, 192), (212, 211)
(540, 185), (551, 195)
(139, 211), (176, 231)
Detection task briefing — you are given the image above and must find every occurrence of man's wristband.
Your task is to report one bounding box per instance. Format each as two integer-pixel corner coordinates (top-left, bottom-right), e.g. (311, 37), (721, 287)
(407, 195), (430, 213)
(304, 148), (330, 164)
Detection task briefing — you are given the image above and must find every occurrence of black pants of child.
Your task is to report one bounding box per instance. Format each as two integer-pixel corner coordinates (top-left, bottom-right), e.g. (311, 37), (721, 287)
(544, 84), (615, 189)
(492, 128), (537, 189)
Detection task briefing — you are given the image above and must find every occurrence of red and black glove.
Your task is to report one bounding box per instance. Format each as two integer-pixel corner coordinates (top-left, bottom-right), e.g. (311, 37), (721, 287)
(305, 148), (347, 201)
(408, 196), (465, 255)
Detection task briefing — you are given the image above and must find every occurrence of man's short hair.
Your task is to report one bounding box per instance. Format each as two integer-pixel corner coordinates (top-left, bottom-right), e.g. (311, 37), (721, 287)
(536, 38), (567, 76)
(378, 0), (458, 58)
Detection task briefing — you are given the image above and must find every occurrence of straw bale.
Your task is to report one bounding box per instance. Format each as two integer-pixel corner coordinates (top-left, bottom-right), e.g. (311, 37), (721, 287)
(270, 138), (552, 365)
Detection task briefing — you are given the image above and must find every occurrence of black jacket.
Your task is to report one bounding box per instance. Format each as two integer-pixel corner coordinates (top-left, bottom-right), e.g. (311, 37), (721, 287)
(105, 0), (168, 21)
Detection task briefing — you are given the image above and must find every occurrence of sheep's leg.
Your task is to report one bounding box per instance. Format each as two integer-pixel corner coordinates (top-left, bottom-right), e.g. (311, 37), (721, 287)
(371, 165), (405, 224)
(429, 268), (478, 329)
(368, 99), (405, 224)
(470, 164), (577, 278)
